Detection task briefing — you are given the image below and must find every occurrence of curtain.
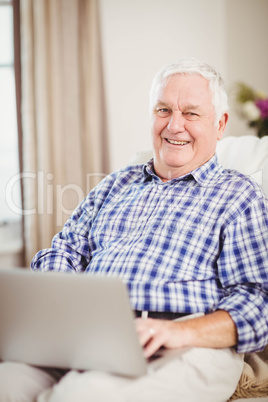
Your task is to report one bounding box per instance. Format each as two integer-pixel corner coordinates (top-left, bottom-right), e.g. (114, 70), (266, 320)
(20, 0), (109, 267)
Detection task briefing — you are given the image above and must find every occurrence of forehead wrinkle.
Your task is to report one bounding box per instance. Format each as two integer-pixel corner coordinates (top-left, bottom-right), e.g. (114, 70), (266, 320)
(154, 99), (201, 111)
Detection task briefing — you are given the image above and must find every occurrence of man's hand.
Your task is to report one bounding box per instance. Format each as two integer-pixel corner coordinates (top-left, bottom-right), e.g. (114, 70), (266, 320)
(135, 310), (238, 358)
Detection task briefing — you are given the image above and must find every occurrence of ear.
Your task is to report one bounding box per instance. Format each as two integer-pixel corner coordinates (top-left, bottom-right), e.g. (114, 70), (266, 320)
(217, 113), (229, 140)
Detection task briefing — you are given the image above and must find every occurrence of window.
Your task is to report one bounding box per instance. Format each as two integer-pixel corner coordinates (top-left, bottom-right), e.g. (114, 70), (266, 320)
(0, 0), (22, 224)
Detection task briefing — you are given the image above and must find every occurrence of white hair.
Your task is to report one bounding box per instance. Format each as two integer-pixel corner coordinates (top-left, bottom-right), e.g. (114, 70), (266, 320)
(150, 58), (229, 124)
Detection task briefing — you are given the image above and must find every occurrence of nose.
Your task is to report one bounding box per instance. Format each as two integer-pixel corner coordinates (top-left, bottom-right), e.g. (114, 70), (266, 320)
(167, 111), (186, 133)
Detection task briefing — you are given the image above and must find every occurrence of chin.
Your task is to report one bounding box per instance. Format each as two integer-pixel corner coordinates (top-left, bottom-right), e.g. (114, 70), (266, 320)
(163, 157), (190, 169)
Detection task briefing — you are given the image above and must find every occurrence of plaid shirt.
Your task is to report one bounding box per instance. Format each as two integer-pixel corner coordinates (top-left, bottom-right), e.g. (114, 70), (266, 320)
(31, 155), (268, 353)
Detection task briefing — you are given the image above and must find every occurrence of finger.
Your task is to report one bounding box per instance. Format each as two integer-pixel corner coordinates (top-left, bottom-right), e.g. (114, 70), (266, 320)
(143, 333), (166, 359)
(136, 318), (178, 357)
(135, 319), (156, 347)
(135, 319), (165, 357)
(135, 317), (155, 334)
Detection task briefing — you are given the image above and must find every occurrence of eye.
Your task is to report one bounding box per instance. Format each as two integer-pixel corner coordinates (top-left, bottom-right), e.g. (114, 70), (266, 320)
(182, 112), (199, 121)
(154, 107), (171, 117)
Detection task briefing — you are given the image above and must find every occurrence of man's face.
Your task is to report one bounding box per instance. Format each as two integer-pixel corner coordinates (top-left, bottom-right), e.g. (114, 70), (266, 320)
(151, 74), (228, 181)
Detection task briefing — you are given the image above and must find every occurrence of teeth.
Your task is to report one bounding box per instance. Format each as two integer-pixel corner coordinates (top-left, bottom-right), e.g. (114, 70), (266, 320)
(167, 139), (189, 145)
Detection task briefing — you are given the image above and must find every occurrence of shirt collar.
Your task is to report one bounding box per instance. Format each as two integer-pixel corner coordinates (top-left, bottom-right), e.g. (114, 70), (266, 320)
(190, 154), (224, 186)
(143, 154), (224, 187)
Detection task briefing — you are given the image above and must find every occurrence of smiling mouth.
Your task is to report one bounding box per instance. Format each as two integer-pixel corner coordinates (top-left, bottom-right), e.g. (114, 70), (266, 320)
(166, 139), (190, 146)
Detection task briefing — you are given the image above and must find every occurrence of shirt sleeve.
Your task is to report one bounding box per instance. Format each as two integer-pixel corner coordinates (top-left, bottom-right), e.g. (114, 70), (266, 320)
(31, 172), (117, 273)
(216, 195), (268, 353)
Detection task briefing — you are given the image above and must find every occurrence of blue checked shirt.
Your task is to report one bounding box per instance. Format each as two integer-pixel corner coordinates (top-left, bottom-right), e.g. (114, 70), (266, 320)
(31, 155), (268, 353)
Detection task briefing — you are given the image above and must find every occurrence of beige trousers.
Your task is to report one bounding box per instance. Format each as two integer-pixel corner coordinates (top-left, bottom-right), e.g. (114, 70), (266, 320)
(0, 347), (243, 402)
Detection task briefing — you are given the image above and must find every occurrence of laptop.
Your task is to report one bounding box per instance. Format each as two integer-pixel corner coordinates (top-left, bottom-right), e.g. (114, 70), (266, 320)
(0, 268), (190, 377)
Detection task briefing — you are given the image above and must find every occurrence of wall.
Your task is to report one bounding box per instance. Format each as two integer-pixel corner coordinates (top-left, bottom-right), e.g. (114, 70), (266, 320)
(99, 0), (227, 172)
(226, 0), (268, 138)
(99, 0), (268, 173)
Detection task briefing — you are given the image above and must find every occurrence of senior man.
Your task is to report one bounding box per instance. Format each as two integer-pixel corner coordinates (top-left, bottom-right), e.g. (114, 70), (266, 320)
(1, 58), (268, 402)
